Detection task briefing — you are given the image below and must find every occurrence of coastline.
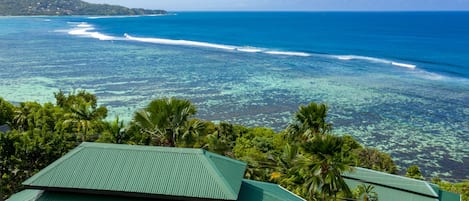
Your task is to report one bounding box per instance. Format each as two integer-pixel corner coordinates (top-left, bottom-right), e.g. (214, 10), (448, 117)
(0, 12), (468, 180)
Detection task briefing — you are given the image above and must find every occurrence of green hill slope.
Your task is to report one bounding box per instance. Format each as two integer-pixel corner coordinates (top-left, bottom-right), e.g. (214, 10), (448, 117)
(0, 0), (166, 16)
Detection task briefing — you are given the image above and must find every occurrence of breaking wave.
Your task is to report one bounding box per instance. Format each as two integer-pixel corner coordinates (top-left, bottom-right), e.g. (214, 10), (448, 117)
(124, 34), (312, 57)
(333, 55), (416, 69)
(66, 22), (118, 41)
(62, 23), (425, 71)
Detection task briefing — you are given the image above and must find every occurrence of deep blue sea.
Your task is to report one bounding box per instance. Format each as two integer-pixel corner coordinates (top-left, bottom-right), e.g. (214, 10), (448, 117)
(0, 12), (468, 180)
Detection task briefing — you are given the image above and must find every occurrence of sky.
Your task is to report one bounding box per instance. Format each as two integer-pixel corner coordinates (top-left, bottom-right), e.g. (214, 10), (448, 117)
(83, 0), (469, 11)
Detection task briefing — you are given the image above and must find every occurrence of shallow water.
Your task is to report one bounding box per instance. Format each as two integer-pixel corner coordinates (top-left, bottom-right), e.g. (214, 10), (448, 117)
(0, 13), (468, 180)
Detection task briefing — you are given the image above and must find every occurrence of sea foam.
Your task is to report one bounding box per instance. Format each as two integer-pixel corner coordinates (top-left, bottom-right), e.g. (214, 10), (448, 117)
(67, 22), (117, 41)
(264, 51), (311, 57)
(67, 28), (418, 69)
(87, 16), (141, 19)
(125, 33), (237, 50)
(334, 55), (416, 69)
(124, 34), (312, 57)
(391, 62), (417, 69)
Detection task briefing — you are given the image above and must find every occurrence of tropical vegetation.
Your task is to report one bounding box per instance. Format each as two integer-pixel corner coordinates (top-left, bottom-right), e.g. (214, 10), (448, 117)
(0, 0), (166, 16)
(0, 91), (466, 200)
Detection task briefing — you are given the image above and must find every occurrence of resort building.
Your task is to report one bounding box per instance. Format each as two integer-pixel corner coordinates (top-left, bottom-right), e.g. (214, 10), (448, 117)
(6, 142), (305, 201)
(6, 142), (461, 201)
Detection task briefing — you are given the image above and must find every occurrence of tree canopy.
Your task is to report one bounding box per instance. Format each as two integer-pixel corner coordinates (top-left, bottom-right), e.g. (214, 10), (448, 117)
(0, 91), (465, 201)
(0, 0), (166, 16)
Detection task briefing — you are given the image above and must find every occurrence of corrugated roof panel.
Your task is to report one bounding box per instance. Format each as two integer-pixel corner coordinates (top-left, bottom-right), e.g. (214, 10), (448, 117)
(343, 167), (438, 198)
(345, 178), (439, 201)
(237, 179), (305, 201)
(6, 190), (43, 201)
(439, 189), (461, 201)
(8, 190), (157, 201)
(204, 151), (247, 198)
(23, 142), (246, 200)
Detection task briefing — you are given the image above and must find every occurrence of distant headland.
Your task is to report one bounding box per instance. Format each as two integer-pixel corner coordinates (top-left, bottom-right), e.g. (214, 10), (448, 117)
(0, 0), (166, 16)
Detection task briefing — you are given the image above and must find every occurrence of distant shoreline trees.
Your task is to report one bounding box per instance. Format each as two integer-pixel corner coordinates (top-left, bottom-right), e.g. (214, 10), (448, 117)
(0, 0), (166, 16)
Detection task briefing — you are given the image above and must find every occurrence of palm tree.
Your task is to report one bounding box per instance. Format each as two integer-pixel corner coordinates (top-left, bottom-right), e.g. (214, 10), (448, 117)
(272, 143), (305, 192)
(0, 97), (14, 126)
(63, 102), (106, 141)
(287, 102), (331, 141)
(180, 119), (205, 147)
(12, 102), (41, 131)
(96, 116), (127, 144)
(296, 134), (353, 201)
(355, 184), (378, 201)
(132, 98), (197, 147)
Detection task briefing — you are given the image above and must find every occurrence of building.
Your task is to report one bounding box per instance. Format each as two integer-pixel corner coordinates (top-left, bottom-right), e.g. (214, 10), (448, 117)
(7, 142), (305, 201)
(6, 142), (461, 201)
(343, 167), (461, 201)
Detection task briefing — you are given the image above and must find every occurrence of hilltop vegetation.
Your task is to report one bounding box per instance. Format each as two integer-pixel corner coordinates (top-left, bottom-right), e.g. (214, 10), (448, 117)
(0, 0), (166, 16)
(0, 91), (466, 200)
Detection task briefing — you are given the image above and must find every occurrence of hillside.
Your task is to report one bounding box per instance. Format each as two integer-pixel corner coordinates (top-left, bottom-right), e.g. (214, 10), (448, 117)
(0, 0), (166, 16)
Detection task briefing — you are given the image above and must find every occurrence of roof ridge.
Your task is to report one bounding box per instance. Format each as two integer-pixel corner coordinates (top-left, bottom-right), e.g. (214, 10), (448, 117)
(353, 167), (428, 182)
(81, 142), (206, 154)
(423, 181), (439, 197)
(277, 183), (307, 201)
(243, 179), (306, 201)
(199, 151), (239, 200)
(22, 142), (246, 200)
(345, 167), (438, 198)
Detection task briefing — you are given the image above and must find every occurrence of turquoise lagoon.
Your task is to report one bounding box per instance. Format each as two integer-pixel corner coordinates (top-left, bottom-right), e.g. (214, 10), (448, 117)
(0, 12), (468, 180)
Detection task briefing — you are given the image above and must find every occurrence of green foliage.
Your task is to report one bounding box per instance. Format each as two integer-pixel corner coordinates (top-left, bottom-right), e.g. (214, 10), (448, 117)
(1, 91), (108, 200)
(354, 184), (378, 201)
(353, 147), (397, 174)
(96, 116), (128, 144)
(0, 0), (166, 16)
(57, 90), (108, 141)
(203, 122), (245, 156)
(298, 134), (354, 200)
(233, 127), (281, 180)
(287, 102), (331, 141)
(405, 165), (424, 180)
(0, 97), (14, 125)
(131, 98), (197, 147)
(1, 94), (462, 201)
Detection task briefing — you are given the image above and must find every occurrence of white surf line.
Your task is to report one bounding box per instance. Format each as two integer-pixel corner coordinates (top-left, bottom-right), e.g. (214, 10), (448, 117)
(124, 33), (313, 57)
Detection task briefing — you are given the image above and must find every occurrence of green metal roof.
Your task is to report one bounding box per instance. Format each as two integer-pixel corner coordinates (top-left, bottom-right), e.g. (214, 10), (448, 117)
(343, 167), (438, 198)
(343, 167), (461, 201)
(237, 179), (305, 201)
(439, 190), (461, 201)
(9, 180), (305, 201)
(6, 190), (158, 201)
(22, 142), (247, 201)
(345, 178), (439, 201)
(6, 190), (43, 201)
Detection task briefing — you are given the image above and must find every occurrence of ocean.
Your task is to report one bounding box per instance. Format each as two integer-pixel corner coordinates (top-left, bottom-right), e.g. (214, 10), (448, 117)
(0, 12), (468, 180)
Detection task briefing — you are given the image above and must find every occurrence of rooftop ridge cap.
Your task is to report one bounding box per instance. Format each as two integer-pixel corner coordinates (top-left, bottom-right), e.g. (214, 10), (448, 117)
(200, 152), (239, 200)
(24, 186), (226, 201)
(82, 142), (205, 154)
(243, 179), (306, 201)
(423, 181), (439, 197)
(342, 175), (439, 199)
(31, 190), (44, 201)
(204, 150), (247, 166)
(277, 183), (306, 201)
(344, 168), (439, 198)
(23, 145), (86, 186)
(353, 167), (431, 184)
